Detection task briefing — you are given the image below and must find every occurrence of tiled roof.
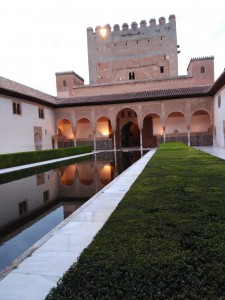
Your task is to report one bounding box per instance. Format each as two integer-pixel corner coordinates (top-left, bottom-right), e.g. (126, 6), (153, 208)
(0, 76), (56, 106)
(55, 71), (84, 82)
(208, 70), (225, 95)
(56, 85), (212, 107)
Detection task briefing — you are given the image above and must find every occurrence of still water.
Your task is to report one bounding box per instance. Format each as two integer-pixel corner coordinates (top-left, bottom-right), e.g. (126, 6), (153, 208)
(0, 151), (143, 273)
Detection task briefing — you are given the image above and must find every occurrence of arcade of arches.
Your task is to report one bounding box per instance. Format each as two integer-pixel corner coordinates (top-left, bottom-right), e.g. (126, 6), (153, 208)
(55, 98), (213, 149)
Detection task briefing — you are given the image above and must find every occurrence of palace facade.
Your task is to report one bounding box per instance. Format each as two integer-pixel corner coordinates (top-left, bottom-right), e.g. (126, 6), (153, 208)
(0, 15), (225, 154)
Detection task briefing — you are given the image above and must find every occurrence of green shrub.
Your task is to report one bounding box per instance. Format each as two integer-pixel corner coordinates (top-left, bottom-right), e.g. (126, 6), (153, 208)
(0, 146), (92, 169)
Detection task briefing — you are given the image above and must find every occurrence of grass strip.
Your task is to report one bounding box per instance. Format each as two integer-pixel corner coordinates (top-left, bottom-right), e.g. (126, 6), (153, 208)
(46, 142), (225, 299)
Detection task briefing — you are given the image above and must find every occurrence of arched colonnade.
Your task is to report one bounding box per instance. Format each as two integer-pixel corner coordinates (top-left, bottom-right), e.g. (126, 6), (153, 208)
(54, 98), (213, 149)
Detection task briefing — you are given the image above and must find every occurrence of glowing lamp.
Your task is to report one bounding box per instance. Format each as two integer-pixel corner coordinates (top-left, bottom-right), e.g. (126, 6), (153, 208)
(100, 27), (107, 38)
(102, 130), (109, 136)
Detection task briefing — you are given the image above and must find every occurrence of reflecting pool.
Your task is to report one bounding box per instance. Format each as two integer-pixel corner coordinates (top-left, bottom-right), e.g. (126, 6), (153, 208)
(0, 150), (144, 273)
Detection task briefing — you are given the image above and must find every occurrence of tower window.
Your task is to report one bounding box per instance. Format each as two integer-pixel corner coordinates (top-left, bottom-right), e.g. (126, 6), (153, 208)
(160, 66), (164, 73)
(201, 66), (206, 73)
(63, 80), (67, 87)
(129, 72), (135, 80)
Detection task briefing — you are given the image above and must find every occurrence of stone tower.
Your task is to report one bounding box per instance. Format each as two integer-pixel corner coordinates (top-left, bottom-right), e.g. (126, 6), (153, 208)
(87, 15), (178, 85)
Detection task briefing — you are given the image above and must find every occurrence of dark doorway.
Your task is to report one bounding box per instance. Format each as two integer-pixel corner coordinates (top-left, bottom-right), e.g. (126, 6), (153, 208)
(143, 115), (157, 147)
(121, 122), (140, 147)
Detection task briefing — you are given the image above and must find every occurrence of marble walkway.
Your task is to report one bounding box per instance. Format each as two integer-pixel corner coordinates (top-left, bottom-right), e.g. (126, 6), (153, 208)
(0, 149), (156, 300)
(194, 146), (225, 160)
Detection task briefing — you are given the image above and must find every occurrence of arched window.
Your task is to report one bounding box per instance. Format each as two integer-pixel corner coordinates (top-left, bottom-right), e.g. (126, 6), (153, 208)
(12, 102), (21, 115)
(63, 80), (67, 87)
(201, 66), (206, 73)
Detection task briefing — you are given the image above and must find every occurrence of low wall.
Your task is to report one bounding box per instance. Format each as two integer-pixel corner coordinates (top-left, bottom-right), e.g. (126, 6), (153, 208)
(76, 139), (113, 150)
(157, 134), (213, 147)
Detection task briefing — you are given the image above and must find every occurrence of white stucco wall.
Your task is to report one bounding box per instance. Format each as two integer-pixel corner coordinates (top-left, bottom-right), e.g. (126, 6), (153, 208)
(214, 87), (225, 147)
(0, 95), (55, 154)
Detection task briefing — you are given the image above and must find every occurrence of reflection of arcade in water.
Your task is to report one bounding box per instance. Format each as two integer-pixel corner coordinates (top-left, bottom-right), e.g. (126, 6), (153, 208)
(0, 151), (143, 272)
(59, 160), (116, 200)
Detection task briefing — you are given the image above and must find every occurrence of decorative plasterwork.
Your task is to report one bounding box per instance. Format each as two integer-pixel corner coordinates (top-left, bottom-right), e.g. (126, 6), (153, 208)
(55, 109), (73, 125)
(75, 108), (92, 122)
(141, 102), (162, 119)
(164, 100), (187, 118)
(190, 98), (212, 116)
(94, 106), (112, 122)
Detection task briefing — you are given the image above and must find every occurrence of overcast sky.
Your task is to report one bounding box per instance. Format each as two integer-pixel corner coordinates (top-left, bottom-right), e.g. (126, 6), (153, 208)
(1, 0), (224, 96)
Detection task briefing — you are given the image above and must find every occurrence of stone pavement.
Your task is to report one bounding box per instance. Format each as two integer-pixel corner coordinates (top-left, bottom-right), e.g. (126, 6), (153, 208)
(195, 146), (225, 160)
(0, 149), (156, 300)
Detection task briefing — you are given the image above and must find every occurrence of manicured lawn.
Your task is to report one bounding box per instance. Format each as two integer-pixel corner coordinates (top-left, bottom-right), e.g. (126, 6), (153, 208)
(46, 143), (225, 299)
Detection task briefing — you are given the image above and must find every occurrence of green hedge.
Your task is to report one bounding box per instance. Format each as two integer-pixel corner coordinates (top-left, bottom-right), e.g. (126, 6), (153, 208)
(0, 154), (92, 185)
(0, 146), (92, 169)
(46, 143), (225, 299)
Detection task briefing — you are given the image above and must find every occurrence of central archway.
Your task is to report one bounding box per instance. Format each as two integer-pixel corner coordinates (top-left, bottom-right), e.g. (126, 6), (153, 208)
(116, 108), (140, 148)
(121, 121), (140, 147)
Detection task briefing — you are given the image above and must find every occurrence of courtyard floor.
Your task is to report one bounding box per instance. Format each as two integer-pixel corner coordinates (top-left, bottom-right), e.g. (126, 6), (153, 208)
(0, 145), (224, 300)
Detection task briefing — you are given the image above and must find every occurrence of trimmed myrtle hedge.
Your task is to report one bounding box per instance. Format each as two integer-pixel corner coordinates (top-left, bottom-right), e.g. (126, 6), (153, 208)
(0, 146), (92, 169)
(0, 154), (92, 185)
(46, 143), (225, 299)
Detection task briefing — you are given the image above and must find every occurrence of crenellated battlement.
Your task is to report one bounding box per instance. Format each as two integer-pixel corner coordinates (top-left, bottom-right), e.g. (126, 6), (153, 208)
(87, 15), (176, 35)
(190, 56), (214, 61)
(87, 15), (178, 85)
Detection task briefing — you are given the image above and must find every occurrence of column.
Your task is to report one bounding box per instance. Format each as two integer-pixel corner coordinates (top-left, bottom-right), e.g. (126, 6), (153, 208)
(187, 126), (190, 146)
(163, 127), (166, 143)
(93, 131), (96, 151)
(113, 131), (117, 151)
(54, 136), (58, 149)
(74, 131), (77, 147)
(140, 128), (143, 150)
